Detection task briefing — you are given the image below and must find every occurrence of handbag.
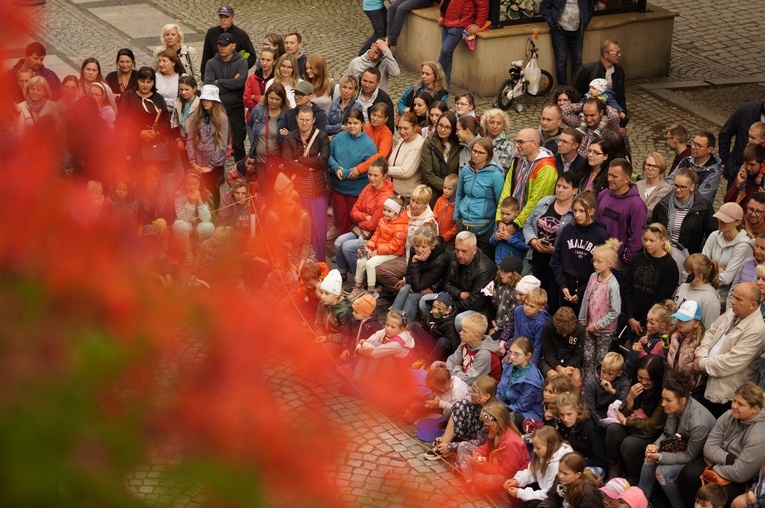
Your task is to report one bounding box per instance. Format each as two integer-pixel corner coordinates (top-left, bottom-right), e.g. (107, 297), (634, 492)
(351, 225), (373, 240)
(700, 466), (731, 486)
(659, 433), (687, 453)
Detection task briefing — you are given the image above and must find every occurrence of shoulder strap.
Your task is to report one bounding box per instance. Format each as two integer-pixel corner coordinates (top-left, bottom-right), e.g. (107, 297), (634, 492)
(303, 128), (320, 158)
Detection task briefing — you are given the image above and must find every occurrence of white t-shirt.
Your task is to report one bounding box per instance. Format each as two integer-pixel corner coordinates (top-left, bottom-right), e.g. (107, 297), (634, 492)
(155, 73), (179, 111)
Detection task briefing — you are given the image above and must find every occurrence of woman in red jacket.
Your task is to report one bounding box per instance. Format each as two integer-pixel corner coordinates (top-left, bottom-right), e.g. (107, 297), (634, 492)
(334, 157), (395, 281)
(457, 400), (529, 502)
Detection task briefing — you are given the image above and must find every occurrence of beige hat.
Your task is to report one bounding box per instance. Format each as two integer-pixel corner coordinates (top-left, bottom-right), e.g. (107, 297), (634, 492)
(713, 202), (743, 223)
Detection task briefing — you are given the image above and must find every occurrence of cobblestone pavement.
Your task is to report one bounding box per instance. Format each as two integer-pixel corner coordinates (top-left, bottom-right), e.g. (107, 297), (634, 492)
(19, 0), (764, 505)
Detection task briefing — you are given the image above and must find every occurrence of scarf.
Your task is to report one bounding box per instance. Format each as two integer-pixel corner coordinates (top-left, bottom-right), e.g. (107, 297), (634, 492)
(668, 192), (694, 239)
(26, 97), (47, 114)
(512, 157), (534, 208)
(509, 362), (532, 384)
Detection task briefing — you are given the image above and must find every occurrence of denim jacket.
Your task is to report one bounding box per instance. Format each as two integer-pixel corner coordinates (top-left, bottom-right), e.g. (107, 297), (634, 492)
(325, 97), (362, 136)
(246, 103), (284, 158)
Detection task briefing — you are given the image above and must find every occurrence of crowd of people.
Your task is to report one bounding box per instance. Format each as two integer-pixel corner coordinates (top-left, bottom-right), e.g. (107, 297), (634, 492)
(7, 2), (765, 507)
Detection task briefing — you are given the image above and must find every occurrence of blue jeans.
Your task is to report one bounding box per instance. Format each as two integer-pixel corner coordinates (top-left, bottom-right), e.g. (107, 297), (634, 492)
(639, 460), (684, 508)
(438, 26), (463, 88)
(334, 232), (360, 275)
(391, 284), (424, 321)
(549, 26), (583, 86)
(387, 0), (433, 43)
(361, 7), (387, 55)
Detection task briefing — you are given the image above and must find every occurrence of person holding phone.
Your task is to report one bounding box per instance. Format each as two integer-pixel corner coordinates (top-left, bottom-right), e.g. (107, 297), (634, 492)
(522, 171), (579, 312)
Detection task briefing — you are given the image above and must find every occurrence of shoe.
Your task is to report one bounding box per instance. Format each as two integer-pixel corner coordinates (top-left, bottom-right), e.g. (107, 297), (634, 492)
(368, 290), (379, 299)
(348, 287), (367, 300)
(421, 450), (440, 461)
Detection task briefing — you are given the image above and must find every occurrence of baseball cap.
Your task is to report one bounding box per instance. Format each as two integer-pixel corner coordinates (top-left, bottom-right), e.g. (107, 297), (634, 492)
(217, 33), (236, 46)
(293, 81), (315, 95)
(671, 300), (703, 322)
(498, 255), (523, 274)
(218, 5), (234, 16)
(713, 202), (744, 223)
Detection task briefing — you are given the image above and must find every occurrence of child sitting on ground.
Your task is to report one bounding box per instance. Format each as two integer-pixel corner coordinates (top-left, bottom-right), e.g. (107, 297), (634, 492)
(695, 484), (727, 508)
(490, 197), (528, 263)
(193, 226), (234, 284)
(513, 287), (551, 367)
(290, 261), (329, 313)
(446, 313), (502, 386)
(353, 310), (415, 382)
(350, 194), (408, 299)
(578, 78), (625, 135)
(497, 337), (544, 423)
(313, 269), (353, 356)
(540, 306), (586, 394)
(424, 361), (470, 418)
(500, 274), (541, 350)
(433, 174), (458, 245)
(667, 300), (706, 393)
(505, 426), (574, 507)
(733, 460), (763, 508)
(341, 293), (382, 361)
(538, 452), (604, 508)
(423, 292), (460, 362)
(632, 300), (674, 359)
(583, 351), (629, 426)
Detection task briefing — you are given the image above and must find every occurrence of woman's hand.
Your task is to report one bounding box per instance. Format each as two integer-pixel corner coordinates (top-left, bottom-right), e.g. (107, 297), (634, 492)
(627, 382), (644, 402)
(616, 410), (627, 424)
(562, 288), (579, 303)
(393, 279), (406, 291)
(279, 127), (289, 136)
(539, 242), (555, 254)
(336, 168), (344, 181)
(199, 166), (213, 174)
(645, 444), (659, 455)
(176, 139), (186, 151)
(628, 318), (642, 335)
(348, 167), (360, 180)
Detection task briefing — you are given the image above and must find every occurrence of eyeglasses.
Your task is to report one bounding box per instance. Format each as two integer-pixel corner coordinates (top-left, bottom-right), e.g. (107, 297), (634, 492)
(673, 183), (690, 190)
(747, 207), (765, 215)
(506, 351), (523, 358)
(414, 228), (435, 237)
(471, 148), (487, 155)
(557, 139), (572, 145)
(691, 142), (708, 149)
(293, 91), (307, 98)
(607, 51), (622, 56)
(515, 139), (533, 145)
(297, 118), (313, 123)
(437, 124), (452, 130)
(456, 101), (471, 107)
(588, 149), (604, 155)
(644, 163), (661, 170)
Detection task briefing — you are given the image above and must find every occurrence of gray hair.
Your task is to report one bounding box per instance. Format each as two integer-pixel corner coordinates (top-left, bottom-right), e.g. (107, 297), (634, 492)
(161, 23), (184, 47)
(480, 108), (510, 134)
(455, 231), (477, 247)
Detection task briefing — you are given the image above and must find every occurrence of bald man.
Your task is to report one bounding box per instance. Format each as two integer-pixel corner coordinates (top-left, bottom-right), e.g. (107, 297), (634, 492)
(495, 128), (557, 228)
(694, 281), (765, 418)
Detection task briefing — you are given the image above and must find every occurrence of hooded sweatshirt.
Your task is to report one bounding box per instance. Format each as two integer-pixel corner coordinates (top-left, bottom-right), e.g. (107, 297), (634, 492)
(550, 219), (610, 300)
(513, 306), (552, 367)
(596, 183), (648, 268)
(673, 282), (721, 330)
(702, 229), (755, 300)
(204, 51), (247, 110)
(704, 409), (765, 483)
(583, 363), (629, 422)
(445, 336), (502, 386)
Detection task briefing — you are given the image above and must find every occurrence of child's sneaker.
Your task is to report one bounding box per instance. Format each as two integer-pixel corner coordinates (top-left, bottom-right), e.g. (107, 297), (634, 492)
(348, 287), (367, 300)
(368, 290), (380, 299)
(421, 450), (440, 461)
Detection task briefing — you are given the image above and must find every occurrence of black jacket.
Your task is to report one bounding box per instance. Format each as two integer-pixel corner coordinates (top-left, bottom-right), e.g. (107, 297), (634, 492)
(443, 249), (496, 313)
(540, 0), (594, 30)
(282, 127), (332, 198)
(555, 152), (586, 175)
(204, 52), (248, 110)
(553, 418), (607, 470)
(550, 219), (610, 300)
(5, 59), (63, 102)
(406, 237), (452, 292)
(719, 101), (765, 180)
(539, 478), (604, 508)
(201, 24), (257, 82)
(277, 103), (328, 145)
(540, 320), (585, 375)
(572, 60), (627, 118)
(651, 190), (717, 254)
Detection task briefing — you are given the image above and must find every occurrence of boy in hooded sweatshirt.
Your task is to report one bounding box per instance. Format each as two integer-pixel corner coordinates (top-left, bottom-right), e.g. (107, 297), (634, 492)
(583, 352), (630, 425)
(513, 287), (552, 367)
(445, 313), (502, 386)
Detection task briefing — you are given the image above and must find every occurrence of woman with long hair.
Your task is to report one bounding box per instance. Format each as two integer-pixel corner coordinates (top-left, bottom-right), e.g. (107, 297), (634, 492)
(304, 53), (337, 115)
(186, 85), (229, 207)
(456, 115), (485, 168)
(104, 48), (139, 101)
(576, 139), (614, 195)
(265, 53), (303, 108)
(420, 110), (460, 203)
(246, 82), (289, 187)
(116, 66), (170, 165)
(151, 23), (200, 83)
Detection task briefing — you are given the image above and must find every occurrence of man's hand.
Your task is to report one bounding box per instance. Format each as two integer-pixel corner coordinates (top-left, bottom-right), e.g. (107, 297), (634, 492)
(736, 168), (748, 186)
(628, 318), (642, 335)
(459, 291), (470, 300)
(375, 39), (389, 52)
